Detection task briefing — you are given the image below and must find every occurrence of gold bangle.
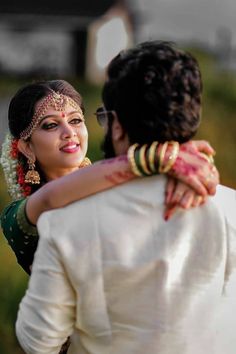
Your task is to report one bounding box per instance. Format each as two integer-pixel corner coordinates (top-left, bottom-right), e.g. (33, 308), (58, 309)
(139, 144), (152, 175)
(158, 142), (168, 173)
(148, 141), (159, 173)
(161, 141), (179, 173)
(127, 143), (143, 177)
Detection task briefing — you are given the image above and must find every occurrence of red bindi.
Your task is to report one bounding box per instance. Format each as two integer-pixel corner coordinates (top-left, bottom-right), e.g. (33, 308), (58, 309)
(61, 112), (66, 118)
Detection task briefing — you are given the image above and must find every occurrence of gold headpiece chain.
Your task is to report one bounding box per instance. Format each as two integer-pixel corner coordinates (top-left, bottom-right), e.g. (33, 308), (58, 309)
(20, 90), (84, 140)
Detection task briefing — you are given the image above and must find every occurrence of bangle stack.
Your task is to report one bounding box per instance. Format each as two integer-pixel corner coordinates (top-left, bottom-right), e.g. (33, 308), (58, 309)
(127, 141), (179, 177)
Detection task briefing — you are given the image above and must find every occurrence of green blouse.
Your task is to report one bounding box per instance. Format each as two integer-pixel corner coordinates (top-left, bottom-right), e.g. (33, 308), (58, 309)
(0, 198), (39, 274)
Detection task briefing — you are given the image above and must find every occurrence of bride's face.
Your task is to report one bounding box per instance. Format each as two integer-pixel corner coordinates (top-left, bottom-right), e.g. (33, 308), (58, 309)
(26, 102), (88, 181)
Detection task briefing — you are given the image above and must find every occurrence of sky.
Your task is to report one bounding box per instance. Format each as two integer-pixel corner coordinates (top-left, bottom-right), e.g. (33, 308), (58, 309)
(130, 0), (236, 47)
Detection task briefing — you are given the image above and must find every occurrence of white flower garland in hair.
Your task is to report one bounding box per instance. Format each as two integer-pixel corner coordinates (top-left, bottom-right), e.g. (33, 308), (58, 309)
(0, 132), (24, 200)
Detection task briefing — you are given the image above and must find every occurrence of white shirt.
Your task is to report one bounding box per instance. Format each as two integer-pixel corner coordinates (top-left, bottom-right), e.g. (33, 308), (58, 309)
(16, 176), (236, 354)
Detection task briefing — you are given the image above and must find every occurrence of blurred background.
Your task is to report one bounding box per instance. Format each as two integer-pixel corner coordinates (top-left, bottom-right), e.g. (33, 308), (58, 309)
(0, 0), (235, 352)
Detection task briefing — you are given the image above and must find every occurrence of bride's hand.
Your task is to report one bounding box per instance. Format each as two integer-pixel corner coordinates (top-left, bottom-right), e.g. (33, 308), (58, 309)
(164, 177), (208, 220)
(167, 140), (219, 197)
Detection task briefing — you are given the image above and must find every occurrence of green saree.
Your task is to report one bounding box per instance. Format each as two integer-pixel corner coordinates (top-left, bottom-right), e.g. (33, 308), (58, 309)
(1, 198), (38, 274)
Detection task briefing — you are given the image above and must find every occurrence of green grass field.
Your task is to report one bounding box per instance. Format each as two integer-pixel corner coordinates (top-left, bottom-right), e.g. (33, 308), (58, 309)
(0, 48), (236, 353)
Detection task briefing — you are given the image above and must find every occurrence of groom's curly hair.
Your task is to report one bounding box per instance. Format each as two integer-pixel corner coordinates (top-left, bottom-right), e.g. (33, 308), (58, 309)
(102, 40), (202, 144)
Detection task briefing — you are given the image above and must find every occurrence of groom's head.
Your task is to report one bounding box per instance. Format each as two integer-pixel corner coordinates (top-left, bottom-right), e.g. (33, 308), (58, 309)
(97, 40), (202, 158)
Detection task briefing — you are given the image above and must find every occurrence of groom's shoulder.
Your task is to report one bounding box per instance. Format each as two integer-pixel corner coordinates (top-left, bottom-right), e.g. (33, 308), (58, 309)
(211, 184), (236, 227)
(38, 175), (166, 230)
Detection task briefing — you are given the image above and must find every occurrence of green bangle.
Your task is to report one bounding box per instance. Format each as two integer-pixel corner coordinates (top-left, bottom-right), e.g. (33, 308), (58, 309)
(134, 146), (149, 176)
(147, 141), (159, 173)
(139, 144), (152, 175)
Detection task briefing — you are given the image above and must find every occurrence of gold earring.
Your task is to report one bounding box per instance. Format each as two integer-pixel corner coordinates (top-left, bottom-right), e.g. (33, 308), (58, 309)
(79, 157), (92, 168)
(24, 158), (41, 184)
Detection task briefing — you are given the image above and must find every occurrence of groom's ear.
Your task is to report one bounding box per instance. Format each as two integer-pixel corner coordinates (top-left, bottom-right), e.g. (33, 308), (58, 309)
(111, 114), (126, 142)
(111, 114), (130, 155)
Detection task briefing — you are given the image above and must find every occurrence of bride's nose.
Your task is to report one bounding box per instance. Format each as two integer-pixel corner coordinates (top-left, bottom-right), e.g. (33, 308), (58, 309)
(61, 123), (76, 139)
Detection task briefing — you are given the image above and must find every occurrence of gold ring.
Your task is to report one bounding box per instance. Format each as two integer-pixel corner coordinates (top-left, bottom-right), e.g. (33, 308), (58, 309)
(195, 195), (202, 204)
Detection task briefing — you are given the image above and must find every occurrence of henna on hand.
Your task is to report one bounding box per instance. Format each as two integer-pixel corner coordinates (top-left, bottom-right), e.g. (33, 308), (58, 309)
(167, 140), (219, 196)
(164, 139), (219, 220)
(164, 178), (208, 221)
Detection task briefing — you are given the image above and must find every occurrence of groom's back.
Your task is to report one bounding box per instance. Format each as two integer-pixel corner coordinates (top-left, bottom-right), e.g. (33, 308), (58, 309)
(38, 176), (236, 354)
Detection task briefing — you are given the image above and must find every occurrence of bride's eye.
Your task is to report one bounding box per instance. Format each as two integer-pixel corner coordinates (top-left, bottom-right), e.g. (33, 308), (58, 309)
(41, 122), (58, 130)
(69, 117), (84, 125)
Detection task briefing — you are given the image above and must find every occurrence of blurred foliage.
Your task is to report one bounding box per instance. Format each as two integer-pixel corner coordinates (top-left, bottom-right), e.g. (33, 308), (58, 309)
(0, 47), (236, 353)
(0, 169), (28, 354)
(188, 47), (236, 188)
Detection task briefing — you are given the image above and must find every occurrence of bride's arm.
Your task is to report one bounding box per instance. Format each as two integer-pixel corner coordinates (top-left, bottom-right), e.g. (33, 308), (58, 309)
(26, 140), (219, 225)
(0, 140), (218, 274)
(26, 155), (134, 224)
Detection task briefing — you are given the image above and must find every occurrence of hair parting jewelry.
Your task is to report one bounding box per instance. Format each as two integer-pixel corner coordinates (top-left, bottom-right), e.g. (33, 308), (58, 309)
(20, 90), (84, 140)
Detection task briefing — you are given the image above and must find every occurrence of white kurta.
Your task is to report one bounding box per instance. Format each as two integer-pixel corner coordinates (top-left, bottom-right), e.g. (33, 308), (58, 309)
(16, 176), (236, 354)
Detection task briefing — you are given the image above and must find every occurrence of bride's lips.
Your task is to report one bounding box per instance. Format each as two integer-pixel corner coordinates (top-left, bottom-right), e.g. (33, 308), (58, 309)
(60, 142), (80, 153)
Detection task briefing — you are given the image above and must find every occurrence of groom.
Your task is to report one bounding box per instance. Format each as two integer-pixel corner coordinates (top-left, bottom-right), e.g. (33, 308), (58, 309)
(16, 41), (236, 354)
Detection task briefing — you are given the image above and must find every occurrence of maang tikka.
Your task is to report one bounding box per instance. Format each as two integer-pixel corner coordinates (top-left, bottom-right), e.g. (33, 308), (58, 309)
(20, 90), (84, 140)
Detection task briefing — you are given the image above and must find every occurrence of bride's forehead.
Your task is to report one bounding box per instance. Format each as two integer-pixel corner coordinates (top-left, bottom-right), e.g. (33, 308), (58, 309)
(41, 105), (79, 117)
